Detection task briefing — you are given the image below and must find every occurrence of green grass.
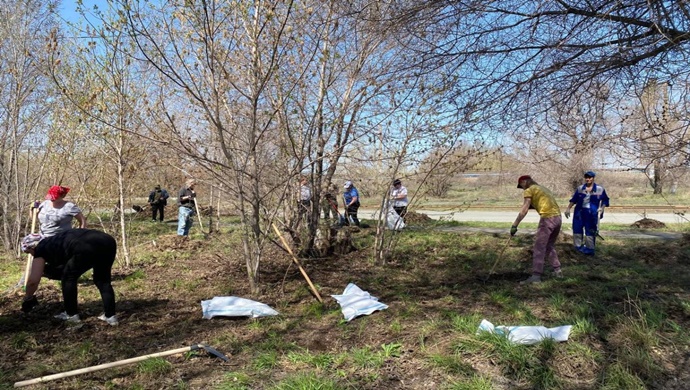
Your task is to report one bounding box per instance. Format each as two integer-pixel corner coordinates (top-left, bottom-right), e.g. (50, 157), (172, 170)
(215, 372), (253, 390)
(137, 357), (173, 375)
(445, 375), (494, 390)
(270, 372), (344, 390)
(1, 213), (688, 389)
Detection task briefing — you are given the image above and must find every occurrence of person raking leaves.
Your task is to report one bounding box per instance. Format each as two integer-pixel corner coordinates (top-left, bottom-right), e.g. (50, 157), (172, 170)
(511, 175), (564, 284)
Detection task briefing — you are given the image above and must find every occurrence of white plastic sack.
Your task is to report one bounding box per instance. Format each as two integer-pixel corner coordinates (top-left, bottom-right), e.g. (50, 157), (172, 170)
(385, 206), (405, 231)
(476, 319), (572, 345)
(201, 296), (279, 319)
(331, 283), (388, 322)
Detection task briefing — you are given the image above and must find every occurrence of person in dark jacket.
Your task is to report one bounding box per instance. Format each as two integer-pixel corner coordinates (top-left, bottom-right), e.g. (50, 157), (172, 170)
(148, 184), (170, 222)
(20, 229), (119, 325)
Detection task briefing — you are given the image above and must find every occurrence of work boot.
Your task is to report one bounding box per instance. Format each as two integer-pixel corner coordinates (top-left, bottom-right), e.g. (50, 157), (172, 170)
(98, 314), (119, 326)
(519, 275), (542, 284)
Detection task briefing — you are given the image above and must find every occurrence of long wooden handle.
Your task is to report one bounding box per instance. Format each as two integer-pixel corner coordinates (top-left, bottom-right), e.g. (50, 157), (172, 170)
(23, 206), (39, 290)
(14, 345), (198, 387)
(271, 223), (323, 303)
(193, 198), (205, 232)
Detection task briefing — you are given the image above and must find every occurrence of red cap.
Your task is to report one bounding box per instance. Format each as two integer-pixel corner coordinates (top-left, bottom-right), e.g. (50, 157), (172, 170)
(517, 175), (531, 188)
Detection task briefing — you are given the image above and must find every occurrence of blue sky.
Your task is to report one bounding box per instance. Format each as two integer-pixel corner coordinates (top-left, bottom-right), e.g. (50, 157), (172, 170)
(57, 0), (100, 24)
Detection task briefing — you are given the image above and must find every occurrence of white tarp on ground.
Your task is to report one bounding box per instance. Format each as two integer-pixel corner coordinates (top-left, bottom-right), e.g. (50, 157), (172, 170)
(476, 319), (572, 345)
(201, 296), (279, 319)
(331, 283), (389, 322)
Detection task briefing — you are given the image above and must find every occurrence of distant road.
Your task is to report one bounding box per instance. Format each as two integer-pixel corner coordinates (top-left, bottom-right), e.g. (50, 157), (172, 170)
(358, 208), (689, 225)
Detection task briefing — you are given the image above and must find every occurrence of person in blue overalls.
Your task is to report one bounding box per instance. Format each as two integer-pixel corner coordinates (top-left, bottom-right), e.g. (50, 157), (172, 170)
(564, 171), (610, 255)
(342, 180), (360, 227)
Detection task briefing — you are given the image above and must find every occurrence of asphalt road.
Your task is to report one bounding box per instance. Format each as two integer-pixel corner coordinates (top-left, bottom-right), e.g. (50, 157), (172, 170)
(357, 208), (688, 240)
(358, 209), (689, 225)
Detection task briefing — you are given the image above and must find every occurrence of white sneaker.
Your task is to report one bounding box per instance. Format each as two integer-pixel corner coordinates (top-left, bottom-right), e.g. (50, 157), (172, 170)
(54, 311), (81, 323)
(98, 314), (119, 326)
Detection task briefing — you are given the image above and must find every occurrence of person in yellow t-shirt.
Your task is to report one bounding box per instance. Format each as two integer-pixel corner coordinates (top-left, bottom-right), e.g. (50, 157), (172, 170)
(511, 175), (563, 284)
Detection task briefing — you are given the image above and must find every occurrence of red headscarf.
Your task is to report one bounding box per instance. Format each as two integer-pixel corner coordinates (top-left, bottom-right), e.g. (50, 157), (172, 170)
(46, 185), (70, 201)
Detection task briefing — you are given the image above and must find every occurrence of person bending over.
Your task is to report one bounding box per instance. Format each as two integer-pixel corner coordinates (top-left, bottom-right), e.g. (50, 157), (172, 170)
(511, 175), (563, 284)
(20, 229), (119, 325)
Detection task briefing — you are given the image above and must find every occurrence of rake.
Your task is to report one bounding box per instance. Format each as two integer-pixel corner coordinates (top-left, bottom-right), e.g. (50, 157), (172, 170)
(481, 235), (512, 282)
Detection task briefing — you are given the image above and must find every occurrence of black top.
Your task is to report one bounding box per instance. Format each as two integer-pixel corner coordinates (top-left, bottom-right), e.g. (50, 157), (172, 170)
(34, 229), (117, 266)
(178, 186), (195, 208)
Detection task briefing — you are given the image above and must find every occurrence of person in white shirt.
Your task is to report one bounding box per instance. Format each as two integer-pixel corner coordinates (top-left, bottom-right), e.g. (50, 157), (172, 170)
(390, 179), (408, 217)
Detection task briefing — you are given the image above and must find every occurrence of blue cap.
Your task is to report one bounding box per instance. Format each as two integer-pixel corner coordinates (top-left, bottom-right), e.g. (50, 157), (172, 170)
(584, 171), (596, 178)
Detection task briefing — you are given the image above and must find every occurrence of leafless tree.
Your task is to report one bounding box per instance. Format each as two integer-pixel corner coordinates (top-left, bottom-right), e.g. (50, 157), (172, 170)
(616, 79), (689, 194)
(512, 81), (617, 191)
(48, 9), (159, 266)
(110, 0), (312, 293)
(385, 1), (690, 173)
(0, 0), (57, 251)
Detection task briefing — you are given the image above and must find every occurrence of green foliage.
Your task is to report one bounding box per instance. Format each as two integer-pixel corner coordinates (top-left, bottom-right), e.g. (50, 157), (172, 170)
(0, 259), (22, 291)
(389, 319), (403, 334)
(0, 370), (12, 390)
(302, 301), (326, 318)
(445, 375), (494, 390)
(380, 342), (402, 358)
(427, 353), (474, 375)
(350, 347), (385, 369)
(286, 350), (334, 370)
(10, 332), (37, 351)
(124, 269), (146, 282)
(137, 357), (173, 376)
(253, 350), (279, 370)
(215, 372), (253, 390)
(450, 313), (484, 334)
(599, 362), (646, 390)
(269, 372), (343, 390)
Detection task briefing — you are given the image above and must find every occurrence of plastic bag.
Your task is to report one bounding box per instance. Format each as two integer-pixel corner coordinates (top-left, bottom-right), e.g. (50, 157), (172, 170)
(385, 206), (405, 231)
(331, 283), (388, 322)
(201, 296), (279, 319)
(476, 319), (572, 345)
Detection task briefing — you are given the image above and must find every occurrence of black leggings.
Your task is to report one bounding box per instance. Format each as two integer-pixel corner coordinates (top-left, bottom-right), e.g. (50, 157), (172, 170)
(60, 232), (117, 317)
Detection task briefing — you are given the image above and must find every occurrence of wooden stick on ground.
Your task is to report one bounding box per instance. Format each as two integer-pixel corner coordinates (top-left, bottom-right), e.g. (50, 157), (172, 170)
(271, 223), (323, 303)
(14, 344), (227, 388)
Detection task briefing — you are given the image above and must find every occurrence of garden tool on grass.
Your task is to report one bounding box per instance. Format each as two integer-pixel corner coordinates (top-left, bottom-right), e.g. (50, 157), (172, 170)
(14, 344), (228, 388)
(481, 235), (512, 282)
(193, 198), (207, 237)
(271, 223), (323, 303)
